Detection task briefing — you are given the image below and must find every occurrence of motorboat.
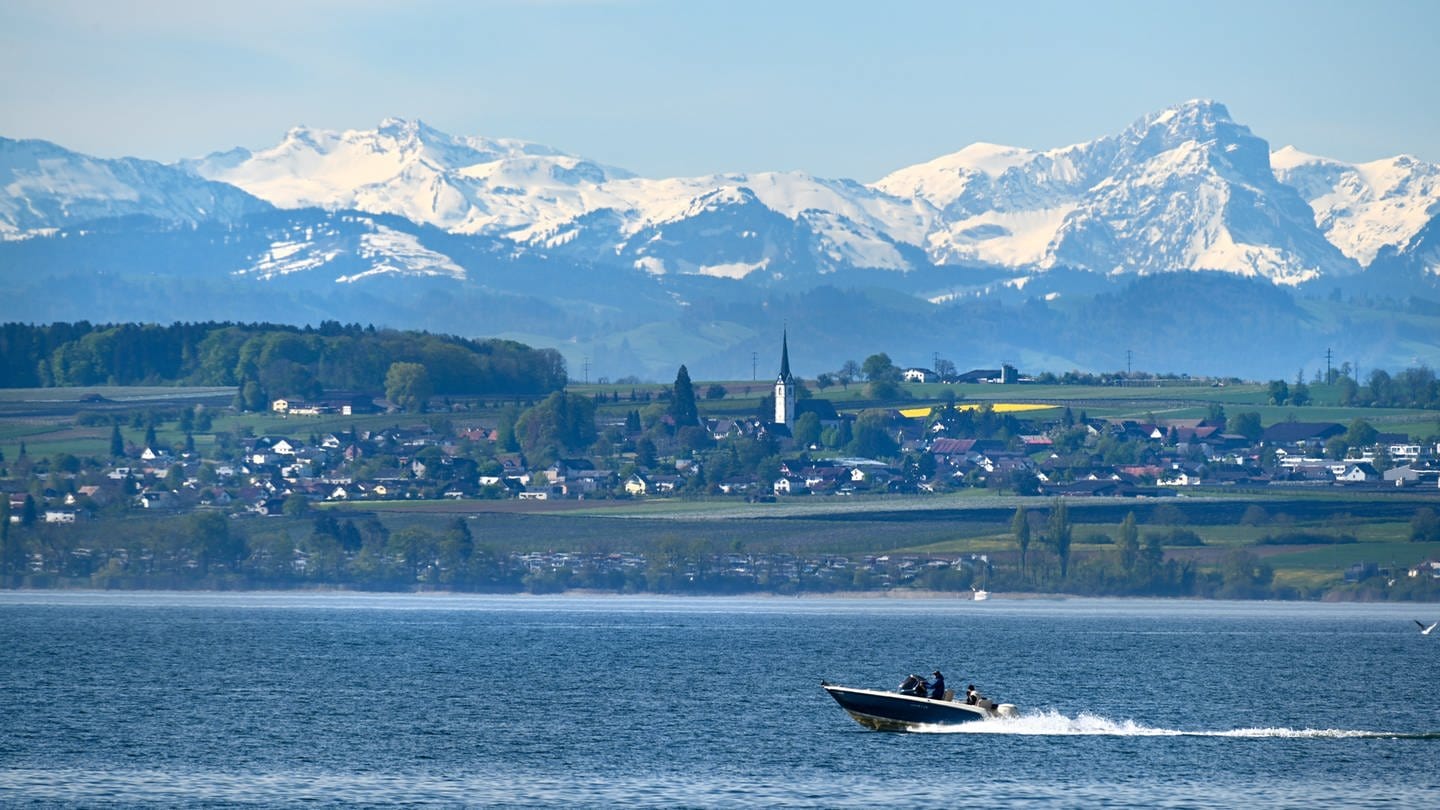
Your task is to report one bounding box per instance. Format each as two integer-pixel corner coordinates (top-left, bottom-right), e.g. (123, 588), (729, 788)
(821, 681), (1018, 731)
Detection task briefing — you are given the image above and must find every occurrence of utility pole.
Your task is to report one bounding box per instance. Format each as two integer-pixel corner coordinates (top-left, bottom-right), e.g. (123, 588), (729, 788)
(583, 356), (590, 385)
(751, 352), (757, 381)
(1325, 347), (1333, 384)
(1126, 349), (1133, 377)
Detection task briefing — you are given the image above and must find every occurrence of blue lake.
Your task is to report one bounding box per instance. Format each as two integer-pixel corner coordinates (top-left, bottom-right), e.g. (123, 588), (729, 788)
(2, 592), (1438, 807)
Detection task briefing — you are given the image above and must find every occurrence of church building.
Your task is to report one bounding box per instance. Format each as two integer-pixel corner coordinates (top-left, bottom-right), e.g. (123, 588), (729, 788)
(774, 330), (796, 426)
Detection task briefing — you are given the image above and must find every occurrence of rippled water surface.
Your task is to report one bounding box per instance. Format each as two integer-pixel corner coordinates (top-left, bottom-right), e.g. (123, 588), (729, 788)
(2, 592), (1438, 807)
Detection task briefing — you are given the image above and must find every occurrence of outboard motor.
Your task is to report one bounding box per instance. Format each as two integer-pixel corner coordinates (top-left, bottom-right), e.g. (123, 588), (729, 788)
(996, 703), (1019, 719)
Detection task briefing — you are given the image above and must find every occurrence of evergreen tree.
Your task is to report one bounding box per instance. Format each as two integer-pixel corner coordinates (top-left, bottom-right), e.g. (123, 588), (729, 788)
(669, 365), (699, 427)
(637, 437), (658, 468)
(110, 424), (125, 458)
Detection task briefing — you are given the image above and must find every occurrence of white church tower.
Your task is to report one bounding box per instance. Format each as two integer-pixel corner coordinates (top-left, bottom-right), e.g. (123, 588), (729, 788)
(774, 330), (796, 426)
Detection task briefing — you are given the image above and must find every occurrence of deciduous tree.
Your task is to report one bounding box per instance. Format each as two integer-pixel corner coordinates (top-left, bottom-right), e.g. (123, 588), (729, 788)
(385, 362), (433, 412)
(1047, 499), (1072, 579)
(1012, 507), (1031, 578)
(514, 391), (598, 466)
(1117, 511), (1139, 574)
(1232, 412), (1263, 442)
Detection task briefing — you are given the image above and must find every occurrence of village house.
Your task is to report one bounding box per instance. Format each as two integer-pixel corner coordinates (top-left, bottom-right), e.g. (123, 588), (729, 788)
(1260, 422), (1345, 451)
(624, 473), (651, 496)
(1335, 463), (1381, 483)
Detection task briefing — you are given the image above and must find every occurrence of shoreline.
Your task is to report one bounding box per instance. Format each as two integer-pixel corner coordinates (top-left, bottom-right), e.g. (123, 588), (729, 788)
(0, 586), (1374, 603)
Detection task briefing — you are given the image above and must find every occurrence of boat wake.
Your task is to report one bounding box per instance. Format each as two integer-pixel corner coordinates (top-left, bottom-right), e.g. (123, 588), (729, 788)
(916, 709), (1439, 739)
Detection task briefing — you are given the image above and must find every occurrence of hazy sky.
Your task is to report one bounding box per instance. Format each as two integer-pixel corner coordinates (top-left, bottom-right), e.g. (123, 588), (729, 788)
(3, 0), (1436, 181)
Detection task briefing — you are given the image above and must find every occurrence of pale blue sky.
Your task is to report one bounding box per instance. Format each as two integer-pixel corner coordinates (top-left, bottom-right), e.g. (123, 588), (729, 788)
(2, 0), (1436, 181)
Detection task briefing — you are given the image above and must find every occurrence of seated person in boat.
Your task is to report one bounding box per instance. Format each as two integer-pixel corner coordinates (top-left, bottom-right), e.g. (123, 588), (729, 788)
(897, 674), (929, 696)
(965, 684), (979, 705)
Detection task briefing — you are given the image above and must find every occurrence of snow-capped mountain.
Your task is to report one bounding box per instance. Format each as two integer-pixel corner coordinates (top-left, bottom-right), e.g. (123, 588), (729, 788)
(184, 117), (635, 239)
(877, 100), (1360, 284)
(541, 172), (934, 277)
(186, 119), (934, 276)
(1, 136), (270, 238)
(5, 101), (1439, 290)
(1271, 146), (1440, 266)
(236, 212), (467, 284)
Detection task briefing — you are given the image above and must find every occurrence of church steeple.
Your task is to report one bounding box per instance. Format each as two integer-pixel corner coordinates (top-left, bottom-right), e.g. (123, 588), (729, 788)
(774, 330), (796, 425)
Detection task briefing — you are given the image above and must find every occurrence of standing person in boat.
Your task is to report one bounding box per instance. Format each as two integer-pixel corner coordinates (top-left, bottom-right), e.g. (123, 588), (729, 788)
(928, 670), (946, 700)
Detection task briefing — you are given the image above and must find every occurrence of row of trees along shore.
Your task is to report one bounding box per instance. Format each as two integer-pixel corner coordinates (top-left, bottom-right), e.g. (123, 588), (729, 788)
(4, 502), (1438, 600)
(0, 322), (568, 397)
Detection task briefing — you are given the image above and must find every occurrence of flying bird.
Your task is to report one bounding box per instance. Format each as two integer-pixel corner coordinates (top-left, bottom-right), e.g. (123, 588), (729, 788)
(1416, 620), (1438, 635)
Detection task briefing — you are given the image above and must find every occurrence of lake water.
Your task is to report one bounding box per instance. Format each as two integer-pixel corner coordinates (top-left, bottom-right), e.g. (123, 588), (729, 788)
(2, 592), (1438, 808)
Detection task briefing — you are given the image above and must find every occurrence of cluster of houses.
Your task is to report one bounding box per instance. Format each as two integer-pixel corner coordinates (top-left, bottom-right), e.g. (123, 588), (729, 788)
(269, 395), (375, 417)
(1024, 418), (1440, 495)
(11, 407), (1440, 532)
(5, 341), (1438, 528)
(514, 547), (993, 590)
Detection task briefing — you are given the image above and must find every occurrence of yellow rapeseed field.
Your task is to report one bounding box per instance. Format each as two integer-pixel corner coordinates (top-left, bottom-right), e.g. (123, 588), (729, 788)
(897, 403), (1055, 419)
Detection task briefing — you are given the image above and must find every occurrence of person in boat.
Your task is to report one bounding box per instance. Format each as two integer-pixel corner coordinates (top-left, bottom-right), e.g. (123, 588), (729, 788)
(965, 684), (978, 705)
(898, 674), (928, 696)
(928, 670), (946, 700)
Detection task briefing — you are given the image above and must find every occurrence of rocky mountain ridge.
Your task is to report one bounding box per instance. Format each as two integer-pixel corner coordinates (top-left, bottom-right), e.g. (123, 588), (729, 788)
(5, 100), (1437, 287)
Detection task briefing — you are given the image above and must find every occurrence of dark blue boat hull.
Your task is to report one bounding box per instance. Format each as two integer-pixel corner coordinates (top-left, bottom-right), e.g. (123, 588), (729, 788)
(822, 683), (992, 731)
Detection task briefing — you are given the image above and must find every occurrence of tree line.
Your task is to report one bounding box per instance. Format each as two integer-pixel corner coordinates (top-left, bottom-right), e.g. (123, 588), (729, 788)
(1266, 367), (1440, 410)
(0, 321), (568, 398)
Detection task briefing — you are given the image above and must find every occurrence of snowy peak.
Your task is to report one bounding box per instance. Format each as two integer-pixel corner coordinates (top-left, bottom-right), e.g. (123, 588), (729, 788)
(872, 143), (1043, 214)
(0, 136), (270, 238)
(1125, 98), (1234, 142)
(4, 101), (1435, 288)
(872, 98), (1357, 284)
(237, 213), (466, 284)
(186, 118), (592, 209)
(1272, 145), (1440, 264)
(1044, 99), (1353, 283)
(1093, 99), (1269, 185)
(185, 118), (636, 239)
